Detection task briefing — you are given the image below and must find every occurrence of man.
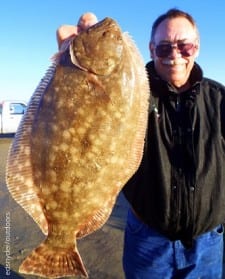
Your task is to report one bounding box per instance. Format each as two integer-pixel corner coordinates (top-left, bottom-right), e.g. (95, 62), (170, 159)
(122, 8), (225, 279)
(57, 9), (225, 278)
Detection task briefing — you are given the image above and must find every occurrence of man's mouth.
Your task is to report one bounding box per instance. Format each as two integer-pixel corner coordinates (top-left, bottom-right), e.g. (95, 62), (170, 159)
(162, 59), (187, 66)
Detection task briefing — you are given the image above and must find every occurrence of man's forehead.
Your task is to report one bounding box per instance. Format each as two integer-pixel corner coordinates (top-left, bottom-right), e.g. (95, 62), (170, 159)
(153, 17), (197, 43)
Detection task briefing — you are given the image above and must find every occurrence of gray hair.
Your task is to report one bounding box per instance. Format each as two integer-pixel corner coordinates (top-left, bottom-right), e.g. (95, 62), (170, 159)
(150, 8), (200, 43)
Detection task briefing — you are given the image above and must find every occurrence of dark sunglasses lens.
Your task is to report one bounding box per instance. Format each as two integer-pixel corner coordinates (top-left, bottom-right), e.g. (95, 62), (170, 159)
(155, 43), (195, 58)
(177, 43), (195, 56)
(155, 45), (172, 58)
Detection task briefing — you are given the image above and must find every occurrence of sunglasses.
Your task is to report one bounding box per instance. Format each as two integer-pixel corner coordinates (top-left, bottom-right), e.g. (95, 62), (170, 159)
(155, 43), (197, 58)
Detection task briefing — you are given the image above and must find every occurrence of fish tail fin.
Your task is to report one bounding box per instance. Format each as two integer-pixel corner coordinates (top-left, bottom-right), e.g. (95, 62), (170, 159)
(19, 242), (88, 278)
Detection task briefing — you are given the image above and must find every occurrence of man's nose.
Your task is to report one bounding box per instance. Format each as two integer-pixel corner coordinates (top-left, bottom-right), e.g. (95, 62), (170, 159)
(168, 46), (182, 58)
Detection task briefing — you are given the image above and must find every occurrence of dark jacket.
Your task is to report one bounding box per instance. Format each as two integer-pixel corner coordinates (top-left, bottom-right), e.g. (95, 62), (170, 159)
(123, 61), (225, 243)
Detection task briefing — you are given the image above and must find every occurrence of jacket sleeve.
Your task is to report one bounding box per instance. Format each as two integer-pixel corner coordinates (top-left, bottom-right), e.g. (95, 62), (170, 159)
(220, 85), (225, 140)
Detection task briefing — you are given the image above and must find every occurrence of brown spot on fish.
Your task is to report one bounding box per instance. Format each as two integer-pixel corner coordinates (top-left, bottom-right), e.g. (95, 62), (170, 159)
(6, 17), (149, 278)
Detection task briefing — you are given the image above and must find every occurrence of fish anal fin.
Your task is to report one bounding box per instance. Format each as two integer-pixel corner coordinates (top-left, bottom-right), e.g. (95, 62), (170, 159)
(77, 199), (115, 238)
(6, 164), (48, 235)
(19, 242), (88, 278)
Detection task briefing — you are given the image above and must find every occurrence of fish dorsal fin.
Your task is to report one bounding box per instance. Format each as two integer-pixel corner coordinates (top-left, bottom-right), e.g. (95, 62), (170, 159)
(5, 63), (57, 235)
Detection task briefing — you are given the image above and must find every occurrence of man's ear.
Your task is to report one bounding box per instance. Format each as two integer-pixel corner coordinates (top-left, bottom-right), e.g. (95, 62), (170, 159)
(194, 43), (200, 58)
(149, 42), (155, 59)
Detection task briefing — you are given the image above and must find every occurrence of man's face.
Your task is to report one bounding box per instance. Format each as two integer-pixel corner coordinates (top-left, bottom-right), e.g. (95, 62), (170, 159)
(150, 17), (199, 89)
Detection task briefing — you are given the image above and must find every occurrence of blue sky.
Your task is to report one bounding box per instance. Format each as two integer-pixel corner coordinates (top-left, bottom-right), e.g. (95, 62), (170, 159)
(1, 0), (225, 101)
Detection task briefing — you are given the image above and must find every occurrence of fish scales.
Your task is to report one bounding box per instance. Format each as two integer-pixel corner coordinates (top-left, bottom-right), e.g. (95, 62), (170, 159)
(6, 17), (149, 278)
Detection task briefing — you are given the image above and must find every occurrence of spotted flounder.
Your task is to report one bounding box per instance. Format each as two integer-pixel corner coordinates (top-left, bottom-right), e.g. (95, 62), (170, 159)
(6, 17), (149, 278)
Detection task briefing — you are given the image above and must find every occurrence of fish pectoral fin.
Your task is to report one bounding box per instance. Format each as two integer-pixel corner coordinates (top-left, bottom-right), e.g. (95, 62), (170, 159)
(19, 241), (88, 278)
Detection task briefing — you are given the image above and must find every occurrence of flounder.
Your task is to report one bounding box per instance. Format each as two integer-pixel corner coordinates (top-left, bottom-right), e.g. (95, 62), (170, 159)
(6, 17), (149, 278)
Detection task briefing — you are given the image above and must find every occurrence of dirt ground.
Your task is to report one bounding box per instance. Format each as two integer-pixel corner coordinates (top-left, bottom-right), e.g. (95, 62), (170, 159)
(0, 136), (129, 279)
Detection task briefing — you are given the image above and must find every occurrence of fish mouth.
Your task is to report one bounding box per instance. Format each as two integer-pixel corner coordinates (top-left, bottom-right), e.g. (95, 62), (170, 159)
(69, 45), (89, 72)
